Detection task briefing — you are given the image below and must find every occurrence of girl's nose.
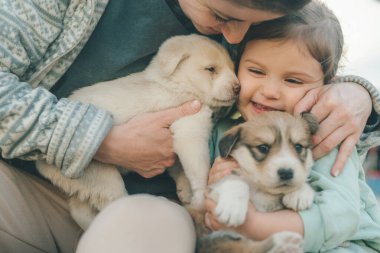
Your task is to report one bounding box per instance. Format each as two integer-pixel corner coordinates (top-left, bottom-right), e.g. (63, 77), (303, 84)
(260, 78), (281, 100)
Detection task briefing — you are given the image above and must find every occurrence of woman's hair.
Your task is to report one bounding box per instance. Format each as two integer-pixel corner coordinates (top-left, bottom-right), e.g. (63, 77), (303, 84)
(232, 0), (311, 14)
(238, 0), (344, 83)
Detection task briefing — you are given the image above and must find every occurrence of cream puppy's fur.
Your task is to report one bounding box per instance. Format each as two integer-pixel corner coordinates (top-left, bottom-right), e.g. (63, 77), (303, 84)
(36, 34), (239, 230)
(196, 111), (318, 253)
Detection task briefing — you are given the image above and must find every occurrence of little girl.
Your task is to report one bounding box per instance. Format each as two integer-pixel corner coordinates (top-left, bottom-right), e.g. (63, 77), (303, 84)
(206, 1), (380, 252)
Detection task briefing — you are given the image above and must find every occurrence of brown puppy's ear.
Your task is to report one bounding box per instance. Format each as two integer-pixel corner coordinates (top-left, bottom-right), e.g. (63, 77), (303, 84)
(218, 126), (241, 158)
(301, 112), (319, 135)
(155, 36), (190, 77)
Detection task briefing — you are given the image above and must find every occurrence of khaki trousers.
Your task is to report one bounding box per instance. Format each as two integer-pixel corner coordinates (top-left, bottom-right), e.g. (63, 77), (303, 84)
(0, 160), (82, 253)
(0, 161), (196, 253)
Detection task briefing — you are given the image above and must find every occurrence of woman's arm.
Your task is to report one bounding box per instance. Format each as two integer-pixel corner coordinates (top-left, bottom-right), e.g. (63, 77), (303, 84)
(205, 198), (304, 240)
(294, 78), (375, 176)
(0, 2), (114, 178)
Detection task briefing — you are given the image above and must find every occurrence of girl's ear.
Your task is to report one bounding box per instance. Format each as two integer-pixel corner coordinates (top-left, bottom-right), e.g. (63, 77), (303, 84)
(218, 126), (241, 158)
(301, 112), (319, 135)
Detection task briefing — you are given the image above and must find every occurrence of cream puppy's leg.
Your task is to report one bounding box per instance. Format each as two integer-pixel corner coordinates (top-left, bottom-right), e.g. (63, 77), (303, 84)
(209, 175), (250, 227)
(282, 183), (314, 211)
(36, 160), (127, 228)
(170, 106), (213, 209)
(69, 197), (98, 230)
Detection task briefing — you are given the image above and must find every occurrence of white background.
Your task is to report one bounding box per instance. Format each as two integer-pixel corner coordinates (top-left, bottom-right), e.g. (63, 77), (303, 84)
(322, 0), (380, 89)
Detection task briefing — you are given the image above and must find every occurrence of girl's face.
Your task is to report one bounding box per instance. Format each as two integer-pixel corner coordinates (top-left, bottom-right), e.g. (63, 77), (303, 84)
(178, 0), (284, 44)
(237, 39), (324, 120)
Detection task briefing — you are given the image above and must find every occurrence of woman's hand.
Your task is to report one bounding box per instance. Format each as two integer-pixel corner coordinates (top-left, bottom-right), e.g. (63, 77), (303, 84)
(294, 82), (371, 176)
(94, 100), (201, 178)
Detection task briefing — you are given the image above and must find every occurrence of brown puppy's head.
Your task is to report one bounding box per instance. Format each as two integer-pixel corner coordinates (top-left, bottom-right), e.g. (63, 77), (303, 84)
(149, 34), (240, 107)
(219, 111), (318, 195)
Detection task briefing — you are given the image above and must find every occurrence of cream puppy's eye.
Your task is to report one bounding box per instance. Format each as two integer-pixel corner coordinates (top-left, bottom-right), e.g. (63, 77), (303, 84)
(205, 66), (216, 73)
(257, 144), (270, 154)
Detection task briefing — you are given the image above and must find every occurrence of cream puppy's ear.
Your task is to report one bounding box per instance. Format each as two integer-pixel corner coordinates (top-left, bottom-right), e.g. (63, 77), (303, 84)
(218, 126), (241, 158)
(301, 112), (319, 135)
(154, 36), (191, 77)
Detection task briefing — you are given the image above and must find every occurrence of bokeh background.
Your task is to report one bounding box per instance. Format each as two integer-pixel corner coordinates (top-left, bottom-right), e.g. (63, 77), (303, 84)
(323, 0), (380, 87)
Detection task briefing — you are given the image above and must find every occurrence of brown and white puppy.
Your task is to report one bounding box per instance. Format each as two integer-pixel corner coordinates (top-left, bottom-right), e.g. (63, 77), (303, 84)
(197, 111), (318, 253)
(36, 34), (240, 230)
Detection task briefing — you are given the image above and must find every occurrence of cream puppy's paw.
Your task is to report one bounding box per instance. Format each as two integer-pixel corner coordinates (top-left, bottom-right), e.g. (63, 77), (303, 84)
(267, 231), (304, 253)
(210, 178), (250, 227)
(282, 184), (314, 211)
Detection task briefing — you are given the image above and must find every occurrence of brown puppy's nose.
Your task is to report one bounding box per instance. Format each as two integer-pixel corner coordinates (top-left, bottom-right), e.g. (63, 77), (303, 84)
(278, 168), (293, 181)
(233, 83), (241, 95)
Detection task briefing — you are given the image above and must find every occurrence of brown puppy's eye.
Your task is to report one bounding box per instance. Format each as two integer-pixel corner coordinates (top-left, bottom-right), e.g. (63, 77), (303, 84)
(257, 144), (270, 154)
(294, 144), (303, 154)
(205, 66), (216, 73)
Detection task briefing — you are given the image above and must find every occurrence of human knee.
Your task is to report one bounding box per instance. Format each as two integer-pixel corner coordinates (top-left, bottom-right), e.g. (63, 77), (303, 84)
(77, 195), (196, 253)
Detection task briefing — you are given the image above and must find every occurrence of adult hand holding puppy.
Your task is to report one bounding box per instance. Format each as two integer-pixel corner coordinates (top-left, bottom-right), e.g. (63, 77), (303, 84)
(94, 100), (201, 178)
(294, 82), (371, 177)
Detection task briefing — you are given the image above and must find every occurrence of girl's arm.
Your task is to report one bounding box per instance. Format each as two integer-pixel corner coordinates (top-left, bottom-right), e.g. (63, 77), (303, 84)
(206, 148), (362, 252)
(205, 198), (304, 240)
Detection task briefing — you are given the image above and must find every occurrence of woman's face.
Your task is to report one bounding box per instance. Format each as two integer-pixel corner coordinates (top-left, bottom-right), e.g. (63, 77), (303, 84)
(237, 39), (324, 120)
(178, 0), (284, 44)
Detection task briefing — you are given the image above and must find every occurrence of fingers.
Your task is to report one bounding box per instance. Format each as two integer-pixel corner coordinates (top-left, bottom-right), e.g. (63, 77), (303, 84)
(330, 136), (357, 177)
(311, 110), (345, 154)
(204, 197), (224, 230)
(136, 168), (166, 178)
(208, 157), (239, 185)
(156, 100), (202, 127)
(294, 87), (322, 115)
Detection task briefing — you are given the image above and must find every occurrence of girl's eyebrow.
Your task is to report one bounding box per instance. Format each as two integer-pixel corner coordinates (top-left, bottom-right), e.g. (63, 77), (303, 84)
(212, 8), (244, 22)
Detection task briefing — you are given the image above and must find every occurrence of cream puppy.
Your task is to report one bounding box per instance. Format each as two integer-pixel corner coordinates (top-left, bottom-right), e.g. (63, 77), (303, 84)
(197, 111), (318, 253)
(36, 34), (240, 229)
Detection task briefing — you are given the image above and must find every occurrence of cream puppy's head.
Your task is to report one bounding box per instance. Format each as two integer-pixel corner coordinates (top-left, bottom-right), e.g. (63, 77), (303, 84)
(219, 112), (318, 195)
(147, 34), (240, 107)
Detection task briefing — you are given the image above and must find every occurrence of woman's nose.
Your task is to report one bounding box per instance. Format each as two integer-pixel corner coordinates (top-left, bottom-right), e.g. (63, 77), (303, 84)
(221, 22), (250, 44)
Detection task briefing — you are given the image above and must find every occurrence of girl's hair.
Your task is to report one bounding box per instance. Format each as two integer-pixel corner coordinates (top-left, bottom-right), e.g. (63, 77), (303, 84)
(238, 1), (344, 83)
(232, 0), (311, 14)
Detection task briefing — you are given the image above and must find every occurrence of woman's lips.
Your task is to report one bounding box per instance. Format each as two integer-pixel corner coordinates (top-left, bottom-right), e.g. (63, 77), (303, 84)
(252, 102), (280, 113)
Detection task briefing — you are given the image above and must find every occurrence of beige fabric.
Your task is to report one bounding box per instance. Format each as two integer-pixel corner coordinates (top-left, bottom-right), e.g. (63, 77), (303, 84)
(77, 195), (196, 253)
(0, 161), (196, 253)
(0, 161), (82, 253)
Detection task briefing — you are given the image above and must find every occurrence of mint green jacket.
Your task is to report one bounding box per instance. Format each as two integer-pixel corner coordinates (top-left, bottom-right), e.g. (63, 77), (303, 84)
(210, 117), (380, 253)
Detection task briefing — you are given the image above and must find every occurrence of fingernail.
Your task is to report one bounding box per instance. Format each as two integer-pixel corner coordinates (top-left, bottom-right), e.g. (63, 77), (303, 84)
(332, 170), (340, 177)
(191, 100), (201, 111)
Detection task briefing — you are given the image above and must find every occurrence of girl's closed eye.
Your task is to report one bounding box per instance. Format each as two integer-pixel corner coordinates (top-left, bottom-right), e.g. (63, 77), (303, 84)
(285, 77), (304, 85)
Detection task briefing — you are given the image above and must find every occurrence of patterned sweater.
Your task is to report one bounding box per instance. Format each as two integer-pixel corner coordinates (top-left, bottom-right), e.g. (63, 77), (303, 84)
(1, 0), (380, 178)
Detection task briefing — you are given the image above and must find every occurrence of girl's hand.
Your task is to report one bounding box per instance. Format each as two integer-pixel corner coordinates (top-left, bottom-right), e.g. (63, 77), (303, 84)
(294, 82), (371, 177)
(208, 156), (239, 185)
(204, 194), (256, 235)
